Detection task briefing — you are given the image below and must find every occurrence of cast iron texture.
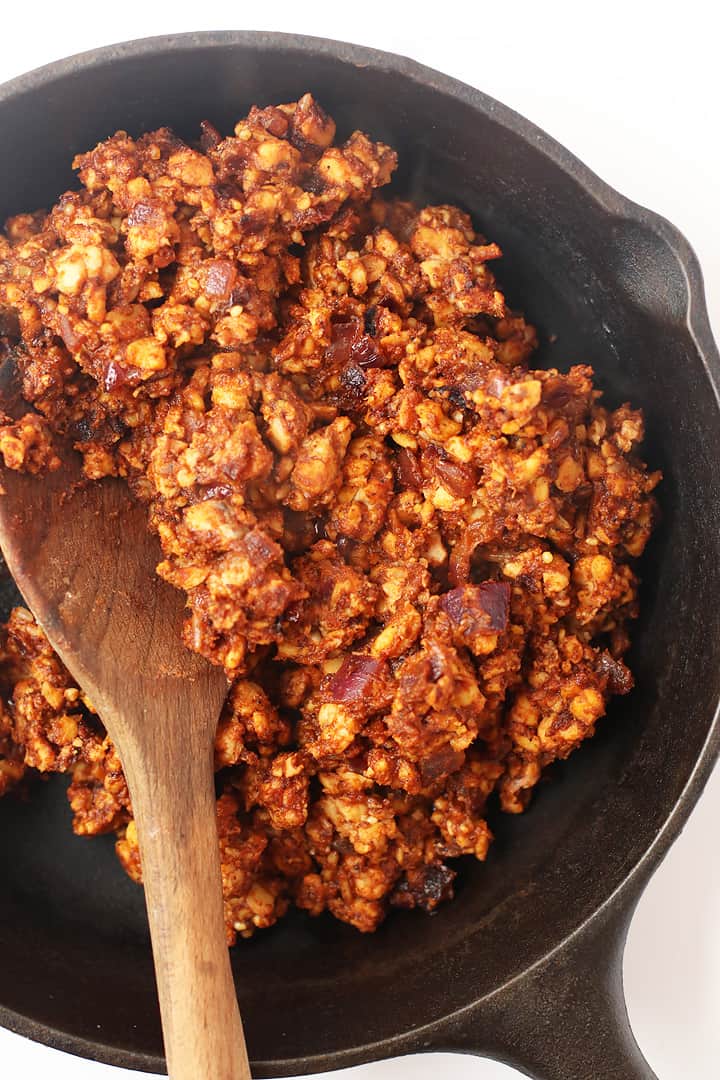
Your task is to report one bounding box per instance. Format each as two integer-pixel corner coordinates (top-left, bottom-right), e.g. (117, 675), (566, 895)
(0, 31), (718, 1080)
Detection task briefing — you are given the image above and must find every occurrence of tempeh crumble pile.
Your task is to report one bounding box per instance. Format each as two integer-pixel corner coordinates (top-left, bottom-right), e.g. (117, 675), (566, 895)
(0, 94), (659, 939)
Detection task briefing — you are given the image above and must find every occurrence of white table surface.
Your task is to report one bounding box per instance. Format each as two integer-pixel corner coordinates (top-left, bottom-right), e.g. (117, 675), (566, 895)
(1, 4), (718, 1078)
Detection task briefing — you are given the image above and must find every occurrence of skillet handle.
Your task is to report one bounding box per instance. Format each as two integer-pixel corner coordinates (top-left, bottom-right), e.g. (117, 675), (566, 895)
(440, 893), (657, 1079)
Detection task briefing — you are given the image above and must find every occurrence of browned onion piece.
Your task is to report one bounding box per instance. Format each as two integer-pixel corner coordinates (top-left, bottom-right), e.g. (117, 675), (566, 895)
(244, 528), (280, 569)
(326, 317), (382, 370)
(57, 312), (81, 350)
(104, 360), (141, 391)
(421, 445), (477, 498)
(283, 508), (324, 553)
(352, 336), (382, 368)
(439, 581), (511, 635)
(597, 651), (634, 695)
(332, 363), (368, 415)
(325, 317), (361, 365)
(391, 862), (456, 913)
(542, 375), (573, 410)
(418, 746), (465, 786)
(448, 520), (487, 585)
(396, 447), (423, 490)
(199, 119), (222, 152)
(327, 654), (384, 703)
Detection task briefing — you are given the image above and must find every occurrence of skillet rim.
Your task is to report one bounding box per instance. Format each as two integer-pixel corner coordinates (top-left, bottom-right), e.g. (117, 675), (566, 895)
(0, 28), (719, 1075)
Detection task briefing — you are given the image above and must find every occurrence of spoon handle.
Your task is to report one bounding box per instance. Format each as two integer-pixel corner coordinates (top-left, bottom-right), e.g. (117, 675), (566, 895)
(121, 725), (250, 1080)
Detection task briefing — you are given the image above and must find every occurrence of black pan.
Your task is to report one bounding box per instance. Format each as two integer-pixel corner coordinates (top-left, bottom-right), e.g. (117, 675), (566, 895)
(0, 31), (718, 1080)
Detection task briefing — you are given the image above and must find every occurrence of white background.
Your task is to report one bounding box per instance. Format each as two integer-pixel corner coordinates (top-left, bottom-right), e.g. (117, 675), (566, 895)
(1, 3), (718, 1078)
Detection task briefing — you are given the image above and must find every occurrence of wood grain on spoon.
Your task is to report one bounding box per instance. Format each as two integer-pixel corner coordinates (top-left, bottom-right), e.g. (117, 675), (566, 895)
(0, 370), (251, 1080)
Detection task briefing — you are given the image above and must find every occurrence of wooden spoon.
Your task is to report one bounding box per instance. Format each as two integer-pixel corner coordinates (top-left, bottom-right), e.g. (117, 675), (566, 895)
(0, 371), (251, 1080)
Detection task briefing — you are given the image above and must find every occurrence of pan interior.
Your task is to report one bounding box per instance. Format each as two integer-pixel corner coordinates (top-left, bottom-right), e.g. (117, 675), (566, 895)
(0, 36), (718, 1071)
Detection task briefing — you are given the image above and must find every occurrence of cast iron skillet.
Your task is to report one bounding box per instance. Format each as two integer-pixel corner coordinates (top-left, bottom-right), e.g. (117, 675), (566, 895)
(0, 31), (719, 1080)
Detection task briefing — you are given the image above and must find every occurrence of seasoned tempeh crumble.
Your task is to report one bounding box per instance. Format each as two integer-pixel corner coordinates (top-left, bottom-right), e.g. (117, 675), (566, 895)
(0, 94), (659, 939)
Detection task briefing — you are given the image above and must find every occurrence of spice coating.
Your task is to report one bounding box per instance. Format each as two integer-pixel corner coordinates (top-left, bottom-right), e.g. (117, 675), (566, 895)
(0, 94), (659, 938)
